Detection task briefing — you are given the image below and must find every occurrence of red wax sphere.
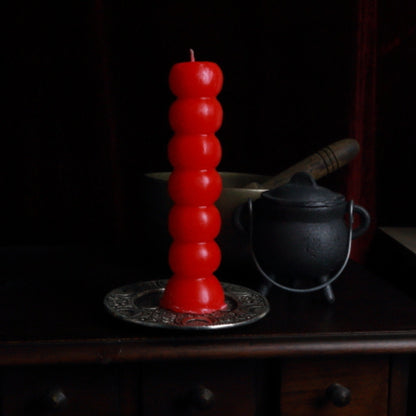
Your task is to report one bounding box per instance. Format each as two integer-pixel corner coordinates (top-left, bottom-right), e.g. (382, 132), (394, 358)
(169, 205), (221, 242)
(168, 134), (222, 169)
(168, 241), (221, 277)
(169, 98), (223, 134)
(169, 61), (223, 98)
(160, 274), (226, 314)
(168, 168), (222, 205)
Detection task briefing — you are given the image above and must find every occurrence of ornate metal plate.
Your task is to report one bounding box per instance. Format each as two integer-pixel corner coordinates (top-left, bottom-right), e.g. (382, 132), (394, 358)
(104, 280), (269, 330)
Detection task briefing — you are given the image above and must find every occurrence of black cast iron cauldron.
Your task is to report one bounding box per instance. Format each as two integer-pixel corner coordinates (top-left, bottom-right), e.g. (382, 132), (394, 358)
(235, 172), (371, 301)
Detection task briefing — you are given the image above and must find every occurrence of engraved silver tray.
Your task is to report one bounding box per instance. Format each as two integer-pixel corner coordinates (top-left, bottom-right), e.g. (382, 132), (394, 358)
(104, 280), (269, 330)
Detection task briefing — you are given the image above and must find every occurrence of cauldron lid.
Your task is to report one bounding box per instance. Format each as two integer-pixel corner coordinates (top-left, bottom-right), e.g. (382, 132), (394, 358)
(262, 172), (345, 207)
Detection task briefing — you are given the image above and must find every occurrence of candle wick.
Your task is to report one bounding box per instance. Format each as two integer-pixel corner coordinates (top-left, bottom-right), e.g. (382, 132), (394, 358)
(189, 48), (195, 62)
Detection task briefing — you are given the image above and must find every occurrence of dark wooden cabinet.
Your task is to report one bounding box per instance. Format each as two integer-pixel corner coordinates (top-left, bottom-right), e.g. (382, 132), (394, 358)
(0, 356), (409, 415)
(1, 250), (416, 416)
(0, 357), (408, 416)
(4, 2), (416, 413)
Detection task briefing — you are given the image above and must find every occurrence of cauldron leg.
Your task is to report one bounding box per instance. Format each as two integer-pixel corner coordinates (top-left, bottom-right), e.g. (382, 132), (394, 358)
(258, 277), (274, 297)
(319, 275), (335, 304)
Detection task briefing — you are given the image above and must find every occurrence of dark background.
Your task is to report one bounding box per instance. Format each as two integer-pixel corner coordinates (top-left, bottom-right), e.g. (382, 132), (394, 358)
(4, 1), (416, 263)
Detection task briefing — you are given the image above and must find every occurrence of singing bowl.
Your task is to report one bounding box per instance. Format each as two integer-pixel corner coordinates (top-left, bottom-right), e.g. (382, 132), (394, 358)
(142, 172), (270, 272)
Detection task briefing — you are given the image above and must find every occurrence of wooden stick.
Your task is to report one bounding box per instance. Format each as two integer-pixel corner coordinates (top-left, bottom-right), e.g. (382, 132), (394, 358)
(245, 138), (360, 189)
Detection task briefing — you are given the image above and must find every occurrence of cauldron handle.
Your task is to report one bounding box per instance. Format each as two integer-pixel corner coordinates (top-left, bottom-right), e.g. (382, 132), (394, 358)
(352, 204), (371, 239)
(247, 199), (354, 294)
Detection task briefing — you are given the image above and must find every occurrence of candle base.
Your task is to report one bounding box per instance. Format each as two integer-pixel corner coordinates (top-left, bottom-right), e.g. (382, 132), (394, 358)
(159, 274), (227, 314)
(104, 279), (270, 330)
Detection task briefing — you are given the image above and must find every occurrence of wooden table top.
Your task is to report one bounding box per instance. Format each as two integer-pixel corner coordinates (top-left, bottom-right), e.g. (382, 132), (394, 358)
(1, 246), (416, 365)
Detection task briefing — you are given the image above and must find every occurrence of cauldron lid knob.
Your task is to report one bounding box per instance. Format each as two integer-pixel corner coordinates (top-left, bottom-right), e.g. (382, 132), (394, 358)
(262, 171), (345, 207)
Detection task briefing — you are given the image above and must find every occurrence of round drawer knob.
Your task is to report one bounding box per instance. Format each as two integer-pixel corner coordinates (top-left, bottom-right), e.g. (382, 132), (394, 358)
(325, 383), (351, 407)
(188, 384), (215, 410)
(43, 387), (68, 410)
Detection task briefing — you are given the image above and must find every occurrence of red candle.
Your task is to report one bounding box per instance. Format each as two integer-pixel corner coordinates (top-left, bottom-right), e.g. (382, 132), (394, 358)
(160, 50), (227, 314)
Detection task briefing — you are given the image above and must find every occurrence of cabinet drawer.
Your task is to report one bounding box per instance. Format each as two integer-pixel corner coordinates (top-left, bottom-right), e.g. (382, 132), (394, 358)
(1, 364), (121, 416)
(280, 356), (389, 416)
(141, 359), (262, 416)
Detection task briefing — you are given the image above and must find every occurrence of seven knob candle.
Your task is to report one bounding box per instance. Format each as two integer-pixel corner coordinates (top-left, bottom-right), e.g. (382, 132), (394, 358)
(159, 50), (227, 314)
